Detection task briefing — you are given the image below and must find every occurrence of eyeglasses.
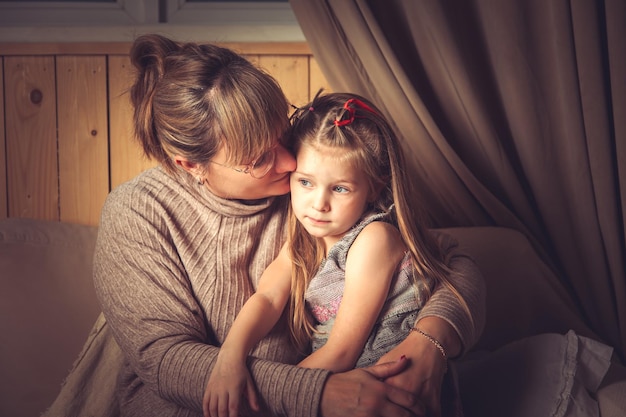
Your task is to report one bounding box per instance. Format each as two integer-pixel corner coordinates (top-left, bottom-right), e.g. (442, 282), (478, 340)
(209, 145), (278, 179)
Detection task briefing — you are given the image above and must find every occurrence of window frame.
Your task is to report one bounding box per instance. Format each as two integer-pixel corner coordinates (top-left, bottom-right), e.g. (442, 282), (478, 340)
(0, 0), (303, 42)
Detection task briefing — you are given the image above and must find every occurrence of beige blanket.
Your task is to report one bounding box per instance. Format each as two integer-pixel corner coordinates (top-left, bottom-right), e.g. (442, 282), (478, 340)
(42, 314), (122, 417)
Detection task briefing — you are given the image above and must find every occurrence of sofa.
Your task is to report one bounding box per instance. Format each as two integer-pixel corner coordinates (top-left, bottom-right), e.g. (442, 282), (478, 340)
(1, 217), (625, 417)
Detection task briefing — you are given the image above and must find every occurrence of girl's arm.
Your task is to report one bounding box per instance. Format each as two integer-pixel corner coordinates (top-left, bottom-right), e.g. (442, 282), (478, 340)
(298, 222), (406, 372)
(203, 242), (293, 417)
(221, 242), (293, 356)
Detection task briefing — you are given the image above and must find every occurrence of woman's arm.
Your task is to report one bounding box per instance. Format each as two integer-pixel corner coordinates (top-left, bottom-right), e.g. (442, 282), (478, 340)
(417, 231), (487, 353)
(376, 317), (456, 417)
(298, 222), (405, 372)
(376, 230), (486, 416)
(320, 358), (425, 417)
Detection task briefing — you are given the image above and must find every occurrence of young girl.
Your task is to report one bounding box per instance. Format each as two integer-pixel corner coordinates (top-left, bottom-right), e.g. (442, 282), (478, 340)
(204, 92), (469, 417)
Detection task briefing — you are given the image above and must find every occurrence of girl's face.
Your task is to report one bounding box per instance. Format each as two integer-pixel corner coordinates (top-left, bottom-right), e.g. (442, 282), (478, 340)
(204, 143), (296, 200)
(290, 143), (371, 251)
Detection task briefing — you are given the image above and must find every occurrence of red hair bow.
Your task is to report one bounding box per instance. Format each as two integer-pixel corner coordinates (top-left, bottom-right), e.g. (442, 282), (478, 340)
(333, 98), (378, 127)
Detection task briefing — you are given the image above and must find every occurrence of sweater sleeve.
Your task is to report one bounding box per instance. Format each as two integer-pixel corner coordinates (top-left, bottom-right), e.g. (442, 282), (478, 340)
(158, 340), (329, 416)
(93, 184), (329, 417)
(416, 230), (487, 355)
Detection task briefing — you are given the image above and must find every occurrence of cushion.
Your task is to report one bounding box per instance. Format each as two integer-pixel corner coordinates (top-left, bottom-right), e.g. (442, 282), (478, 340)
(440, 227), (597, 351)
(457, 330), (613, 417)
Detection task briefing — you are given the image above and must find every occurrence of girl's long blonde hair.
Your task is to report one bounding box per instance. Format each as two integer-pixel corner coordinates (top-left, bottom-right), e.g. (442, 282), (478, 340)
(286, 91), (472, 352)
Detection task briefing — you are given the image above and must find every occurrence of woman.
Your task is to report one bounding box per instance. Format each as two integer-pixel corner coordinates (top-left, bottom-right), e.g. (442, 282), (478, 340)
(93, 34), (485, 417)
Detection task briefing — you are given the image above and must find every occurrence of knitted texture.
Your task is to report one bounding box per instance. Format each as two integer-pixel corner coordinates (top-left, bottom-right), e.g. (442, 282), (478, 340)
(94, 167), (328, 417)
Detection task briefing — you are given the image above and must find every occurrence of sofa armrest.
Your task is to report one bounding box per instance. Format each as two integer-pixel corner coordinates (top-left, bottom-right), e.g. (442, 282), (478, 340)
(0, 218), (101, 417)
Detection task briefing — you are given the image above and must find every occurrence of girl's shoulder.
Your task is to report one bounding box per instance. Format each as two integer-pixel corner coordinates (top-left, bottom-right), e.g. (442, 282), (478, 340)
(352, 220), (405, 257)
(325, 208), (401, 266)
(348, 207), (396, 237)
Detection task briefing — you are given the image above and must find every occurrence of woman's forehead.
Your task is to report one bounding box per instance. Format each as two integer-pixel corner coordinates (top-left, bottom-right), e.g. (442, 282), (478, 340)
(222, 132), (284, 164)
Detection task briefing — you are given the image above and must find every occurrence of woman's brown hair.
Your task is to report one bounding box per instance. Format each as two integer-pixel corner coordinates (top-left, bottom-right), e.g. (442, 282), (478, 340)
(129, 34), (290, 175)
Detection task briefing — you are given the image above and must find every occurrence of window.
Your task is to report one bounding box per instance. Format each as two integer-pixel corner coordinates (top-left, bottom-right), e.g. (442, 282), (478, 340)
(165, 0), (294, 25)
(0, 0), (302, 42)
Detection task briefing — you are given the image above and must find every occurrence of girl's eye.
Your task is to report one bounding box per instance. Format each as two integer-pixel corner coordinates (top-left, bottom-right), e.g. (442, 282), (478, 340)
(333, 185), (349, 193)
(299, 179), (312, 187)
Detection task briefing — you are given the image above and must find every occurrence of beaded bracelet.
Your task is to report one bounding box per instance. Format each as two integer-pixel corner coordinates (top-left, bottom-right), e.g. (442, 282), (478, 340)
(410, 327), (448, 373)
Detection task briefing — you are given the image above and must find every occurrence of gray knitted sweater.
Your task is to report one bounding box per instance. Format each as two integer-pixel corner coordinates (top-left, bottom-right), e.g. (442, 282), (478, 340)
(93, 166), (485, 417)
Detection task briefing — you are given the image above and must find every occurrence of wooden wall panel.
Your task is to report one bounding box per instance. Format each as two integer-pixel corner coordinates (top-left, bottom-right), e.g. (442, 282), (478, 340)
(0, 43), (329, 225)
(108, 55), (156, 190)
(0, 60), (6, 219)
(309, 56), (332, 98)
(258, 55), (310, 107)
(56, 56), (109, 226)
(4, 56), (58, 220)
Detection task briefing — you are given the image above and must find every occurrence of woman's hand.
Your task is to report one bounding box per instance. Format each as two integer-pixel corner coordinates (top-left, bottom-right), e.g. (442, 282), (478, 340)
(203, 352), (259, 417)
(320, 356), (425, 417)
(376, 333), (445, 417)
(376, 318), (460, 417)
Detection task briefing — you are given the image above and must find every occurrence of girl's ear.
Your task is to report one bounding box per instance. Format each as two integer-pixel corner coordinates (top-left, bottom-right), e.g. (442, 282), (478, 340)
(368, 191), (381, 204)
(368, 179), (388, 203)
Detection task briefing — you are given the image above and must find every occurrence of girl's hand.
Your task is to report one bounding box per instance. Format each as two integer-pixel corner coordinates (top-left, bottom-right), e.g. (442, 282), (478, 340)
(203, 352), (259, 417)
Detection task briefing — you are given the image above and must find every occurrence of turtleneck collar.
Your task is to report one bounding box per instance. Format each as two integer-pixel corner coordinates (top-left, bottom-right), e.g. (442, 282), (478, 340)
(164, 166), (278, 218)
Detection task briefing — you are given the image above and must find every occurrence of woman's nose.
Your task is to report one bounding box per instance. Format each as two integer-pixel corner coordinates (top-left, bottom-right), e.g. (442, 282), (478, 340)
(274, 144), (296, 173)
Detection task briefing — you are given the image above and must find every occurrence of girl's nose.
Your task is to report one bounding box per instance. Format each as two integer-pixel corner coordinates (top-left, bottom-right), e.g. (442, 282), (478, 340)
(274, 144), (296, 173)
(312, 191), (330, 212)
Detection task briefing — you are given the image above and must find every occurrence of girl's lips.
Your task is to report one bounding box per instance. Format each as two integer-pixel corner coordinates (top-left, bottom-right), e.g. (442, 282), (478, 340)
(306, 216), (330, 226)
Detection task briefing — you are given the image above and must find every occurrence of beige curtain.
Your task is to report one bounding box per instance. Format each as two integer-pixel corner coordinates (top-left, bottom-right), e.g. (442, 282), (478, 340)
(289, 0), (625, 359)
